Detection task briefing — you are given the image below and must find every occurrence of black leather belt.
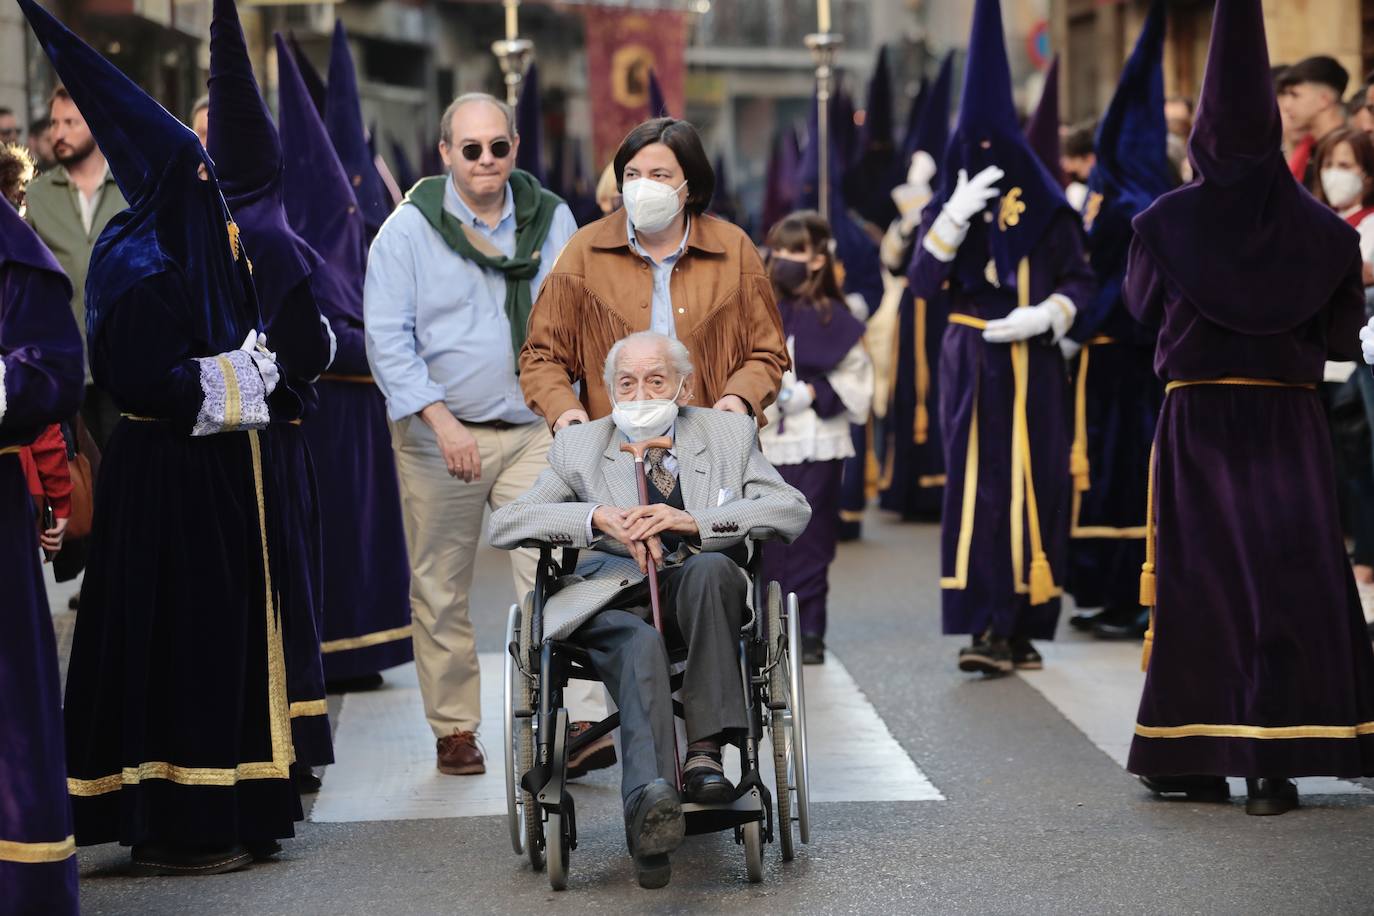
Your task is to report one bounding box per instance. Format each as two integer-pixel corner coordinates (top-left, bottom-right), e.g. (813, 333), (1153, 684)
(460, 418), (524, 430)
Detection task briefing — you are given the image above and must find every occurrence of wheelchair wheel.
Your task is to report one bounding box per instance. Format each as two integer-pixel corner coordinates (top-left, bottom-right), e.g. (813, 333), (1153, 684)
(742, 820), (763, 884)
(764, 583), (795, 861)
(547, 809), (570, 891)
(503, 603), (526, 856)
(519, 599), (545, 873)
(786, 591), (812, 845)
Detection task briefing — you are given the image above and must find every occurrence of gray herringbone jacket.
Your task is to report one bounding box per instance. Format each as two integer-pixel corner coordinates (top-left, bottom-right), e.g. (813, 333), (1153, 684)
(487, 407), (812, 639)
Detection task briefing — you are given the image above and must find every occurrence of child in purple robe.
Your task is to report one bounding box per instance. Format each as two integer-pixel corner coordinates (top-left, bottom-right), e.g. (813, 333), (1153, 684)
(760, 212), (873, 664)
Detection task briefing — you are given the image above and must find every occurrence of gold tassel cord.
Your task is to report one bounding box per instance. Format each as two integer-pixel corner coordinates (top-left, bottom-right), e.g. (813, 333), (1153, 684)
(1070, 346), (1091, 493)
(1010, 258), (1057, 606)
(913, 296), (930, 445)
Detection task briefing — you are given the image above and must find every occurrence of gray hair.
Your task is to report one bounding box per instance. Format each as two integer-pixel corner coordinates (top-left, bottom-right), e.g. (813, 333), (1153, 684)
(440, 92), (515, 146)
(603, 331), (695, 394)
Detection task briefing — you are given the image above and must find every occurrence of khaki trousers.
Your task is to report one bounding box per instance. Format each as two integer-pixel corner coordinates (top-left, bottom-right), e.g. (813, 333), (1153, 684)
(393, 417), (550, 738)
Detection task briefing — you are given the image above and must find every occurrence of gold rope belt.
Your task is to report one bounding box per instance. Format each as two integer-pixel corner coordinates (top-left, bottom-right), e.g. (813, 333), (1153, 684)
(913, 296), (932, 444)
(1069, 336), (1117, 493)
(319, 373), (375, 384)
(1139, 376), (1316, 670)
(0, 445), (21, 456)
(943, 261), (1058, 605)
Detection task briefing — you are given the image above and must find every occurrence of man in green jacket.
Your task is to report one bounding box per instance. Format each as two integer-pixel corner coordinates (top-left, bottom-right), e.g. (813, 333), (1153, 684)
(25, 85), (127, 447)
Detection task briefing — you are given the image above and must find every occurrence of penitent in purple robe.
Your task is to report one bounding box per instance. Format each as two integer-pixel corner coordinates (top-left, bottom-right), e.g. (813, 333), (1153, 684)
(912, 211), (1094, 639)
(0, 203), (84, 915)
(1125, 0), (1374, 778)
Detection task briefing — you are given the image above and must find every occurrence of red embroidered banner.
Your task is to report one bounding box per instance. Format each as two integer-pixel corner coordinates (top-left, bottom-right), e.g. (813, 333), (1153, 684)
(582, 5), (687, 169)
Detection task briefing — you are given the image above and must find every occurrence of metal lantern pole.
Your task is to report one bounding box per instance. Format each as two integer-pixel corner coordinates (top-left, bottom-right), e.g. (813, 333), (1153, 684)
(804, 30), (844, 222)
(492, 0), (533, 107)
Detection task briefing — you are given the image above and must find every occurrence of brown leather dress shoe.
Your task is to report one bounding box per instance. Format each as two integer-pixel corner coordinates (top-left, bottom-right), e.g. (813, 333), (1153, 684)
(437, 730), (485, 775)
(566, 720), (617, 780)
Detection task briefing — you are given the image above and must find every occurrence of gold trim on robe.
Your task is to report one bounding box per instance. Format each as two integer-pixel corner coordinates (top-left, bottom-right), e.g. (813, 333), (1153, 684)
(320, 624), (413, 654)
(1135, 721), (1374, 740)
(0, 835), (76, 864)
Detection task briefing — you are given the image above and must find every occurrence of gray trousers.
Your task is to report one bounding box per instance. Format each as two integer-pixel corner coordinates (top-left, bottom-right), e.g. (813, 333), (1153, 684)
(571, 552), (749, 802)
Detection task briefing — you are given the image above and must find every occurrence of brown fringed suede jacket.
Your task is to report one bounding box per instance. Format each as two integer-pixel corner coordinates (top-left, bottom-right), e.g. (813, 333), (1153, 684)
(519, 209), (788, 427)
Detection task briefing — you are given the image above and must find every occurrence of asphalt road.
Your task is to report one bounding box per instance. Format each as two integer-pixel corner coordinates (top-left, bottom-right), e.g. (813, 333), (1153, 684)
(53, 508), (1374, 915)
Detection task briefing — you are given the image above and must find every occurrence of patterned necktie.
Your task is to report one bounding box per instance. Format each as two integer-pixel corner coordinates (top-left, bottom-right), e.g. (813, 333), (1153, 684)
(646, 447), (676, 496)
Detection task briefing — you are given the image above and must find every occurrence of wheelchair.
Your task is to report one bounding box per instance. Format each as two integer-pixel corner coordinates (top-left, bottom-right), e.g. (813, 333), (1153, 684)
(502, 537), (812, 890)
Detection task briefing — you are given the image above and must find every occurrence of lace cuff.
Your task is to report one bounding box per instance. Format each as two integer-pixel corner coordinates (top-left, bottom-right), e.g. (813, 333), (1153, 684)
(191, 349), (271, 436)
(922, 210), (968, 263)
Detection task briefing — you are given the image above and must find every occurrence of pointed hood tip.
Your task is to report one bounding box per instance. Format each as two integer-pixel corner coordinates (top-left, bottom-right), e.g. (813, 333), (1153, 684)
(322, 18), (396, 234)
(208, 0), (282, 194)
(1189, 0), (1279, 182)
(1025, 56), (1063, 185)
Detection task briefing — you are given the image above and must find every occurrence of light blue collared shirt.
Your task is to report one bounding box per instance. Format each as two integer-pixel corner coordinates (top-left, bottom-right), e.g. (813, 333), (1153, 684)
(626, 216), (691, 338)
(364, 177), (579, 423)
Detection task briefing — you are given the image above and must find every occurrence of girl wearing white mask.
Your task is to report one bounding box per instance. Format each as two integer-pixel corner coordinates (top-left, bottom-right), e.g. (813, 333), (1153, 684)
(520, 118), (788, 439)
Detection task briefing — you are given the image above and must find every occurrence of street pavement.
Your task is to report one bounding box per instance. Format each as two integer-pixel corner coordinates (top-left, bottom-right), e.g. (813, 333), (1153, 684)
(50, 508), (1374, 915)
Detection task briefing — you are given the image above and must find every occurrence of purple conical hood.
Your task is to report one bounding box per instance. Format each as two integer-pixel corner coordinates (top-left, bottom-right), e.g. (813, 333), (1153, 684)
(515, 61), (546, 185)
(276, 31), (366, 323)
(648, 68), (669, 119)
(1024, 57), (1064, 187)
(324, 19), (394, 239)
(1132, 0), (1358, 334)
(289, 32), (327, 114)
(209, 0), (320, 321)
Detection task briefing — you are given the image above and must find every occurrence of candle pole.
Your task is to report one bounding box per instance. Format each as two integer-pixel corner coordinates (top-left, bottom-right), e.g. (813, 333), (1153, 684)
(804, 30), (844, 222)
(492, 0), (533, 107)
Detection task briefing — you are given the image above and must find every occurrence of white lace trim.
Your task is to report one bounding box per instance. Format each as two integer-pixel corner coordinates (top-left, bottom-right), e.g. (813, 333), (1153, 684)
(0, 358), (7, 427)
(191, 349), (271, 436)
(760, 428), (856, 466)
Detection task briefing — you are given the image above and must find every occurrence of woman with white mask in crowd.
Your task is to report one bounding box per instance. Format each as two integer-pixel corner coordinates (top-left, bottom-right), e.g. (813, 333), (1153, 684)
(1316, 127), (1374, 284)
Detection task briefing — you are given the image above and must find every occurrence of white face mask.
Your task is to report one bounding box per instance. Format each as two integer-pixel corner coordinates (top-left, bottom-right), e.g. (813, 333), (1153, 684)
(622, 177), (687, 234)
(1321, 167), (1365, 210)
(611, 378), (684, 442)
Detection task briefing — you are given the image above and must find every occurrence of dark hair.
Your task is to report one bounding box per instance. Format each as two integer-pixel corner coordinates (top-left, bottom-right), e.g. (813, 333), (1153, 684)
(765, 210), (844, 321)
(0, 107), (12, 119)
(1063, 122), (1095, 158)
(1313, 126), (1374, 208)
(1277, 55), (1350, 97)
(613, 118), (714, 214)
(49, 85), (71, 108)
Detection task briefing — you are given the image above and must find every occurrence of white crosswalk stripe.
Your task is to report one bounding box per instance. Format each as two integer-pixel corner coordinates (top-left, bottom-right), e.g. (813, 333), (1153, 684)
(310, 653), (941, 824)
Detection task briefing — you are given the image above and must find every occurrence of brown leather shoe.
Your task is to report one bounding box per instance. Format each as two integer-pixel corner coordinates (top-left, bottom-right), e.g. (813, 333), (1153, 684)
(566, 720), (617, 780)
(437, 730), (485, 775)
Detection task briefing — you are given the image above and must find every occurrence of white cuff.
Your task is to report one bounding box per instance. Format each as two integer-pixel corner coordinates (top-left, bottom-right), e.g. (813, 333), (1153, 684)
(585, 505), (600, 546)
(1045, 294), (1077, 342)
(922, 209), (968, 263)
(0, 358), (7, 427)
(192, 350), (272, 436)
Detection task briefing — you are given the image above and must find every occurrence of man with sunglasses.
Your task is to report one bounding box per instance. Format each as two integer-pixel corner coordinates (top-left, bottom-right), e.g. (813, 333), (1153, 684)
(365, 92), (577, 779)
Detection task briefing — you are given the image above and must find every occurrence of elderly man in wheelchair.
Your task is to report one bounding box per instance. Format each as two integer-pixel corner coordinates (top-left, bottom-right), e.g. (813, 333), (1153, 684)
(488, 330), (811, 889)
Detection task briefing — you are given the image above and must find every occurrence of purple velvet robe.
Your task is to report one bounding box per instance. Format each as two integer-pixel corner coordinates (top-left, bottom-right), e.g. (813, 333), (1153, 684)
(911, 210), (1095, 639)
(879, 281), (948, 520)
(1124, 236), (1374, 777)
(0, 247), (83, 915)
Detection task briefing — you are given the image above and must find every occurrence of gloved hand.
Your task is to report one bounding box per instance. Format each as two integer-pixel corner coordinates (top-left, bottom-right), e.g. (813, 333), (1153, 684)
(779, 382), (815, 417)
(982, 295), (1077, 345)
(1059, 337), (1083, 361)
(923, 166), (1004, 263)
(1361, 317), (1374, 365)
(240, 329), (280, 396)
(945, 166), (1005, 226)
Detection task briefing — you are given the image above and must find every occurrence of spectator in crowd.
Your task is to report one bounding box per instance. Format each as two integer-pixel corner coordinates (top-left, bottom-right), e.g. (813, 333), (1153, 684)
(26, 116), (54, 172)
(24, 85), (128, 449)
(1313, 127), (1374, 282)
(189, 95), (209, 147)
(365, 92), (578, 778)
(1, 142), (35, 210)
(1277, 55), (1349, 188)
(759, 211), (873, 665)
(0, 107), (20, 145)
(595, 162), (621, 215)
(1347, 88), (1374, 134)
(1163, 95), (1193, 139)
(1059, 121), (1096, 211)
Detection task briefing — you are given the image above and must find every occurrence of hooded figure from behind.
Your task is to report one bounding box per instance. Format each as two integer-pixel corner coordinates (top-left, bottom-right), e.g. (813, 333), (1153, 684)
(19, 0), (307, 875)
(1125, 0), (1374, 813)
(908, 0), (1096, 676)
(208, 0), (338, 783)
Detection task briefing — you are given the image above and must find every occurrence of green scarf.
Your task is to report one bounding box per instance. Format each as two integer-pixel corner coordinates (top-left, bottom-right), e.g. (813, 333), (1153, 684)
(403, 169), (563, 358)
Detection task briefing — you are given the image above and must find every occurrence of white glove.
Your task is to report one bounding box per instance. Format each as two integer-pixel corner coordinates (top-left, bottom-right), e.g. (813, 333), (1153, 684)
(908, 150), (937, 190)
(1059, 337), (1083, 361)
(779, 382), (815, 416)
(982, 296), (1078, 345)
(240, 329), (280, 396)
(945, 166), (1005, 226)
(1360, 318), (1374, 365)
(923, 166), (1004, 263)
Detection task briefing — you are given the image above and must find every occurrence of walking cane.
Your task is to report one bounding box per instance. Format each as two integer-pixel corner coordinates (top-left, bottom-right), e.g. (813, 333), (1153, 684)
(619, 435), (682, 789)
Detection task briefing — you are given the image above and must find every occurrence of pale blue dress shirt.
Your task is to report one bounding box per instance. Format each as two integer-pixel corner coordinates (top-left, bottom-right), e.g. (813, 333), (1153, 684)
(364, 177), (578, 423)
(626, 215), (691, 338)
